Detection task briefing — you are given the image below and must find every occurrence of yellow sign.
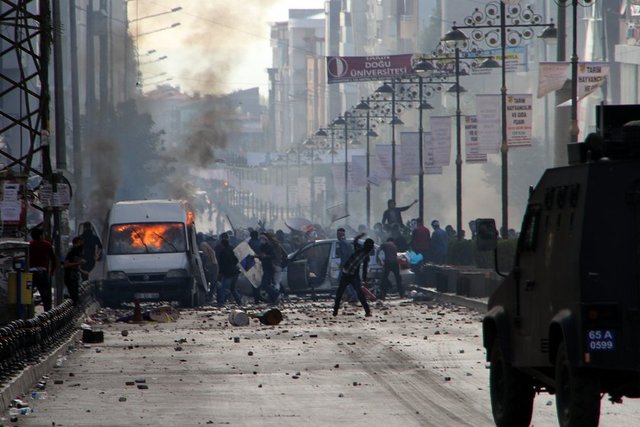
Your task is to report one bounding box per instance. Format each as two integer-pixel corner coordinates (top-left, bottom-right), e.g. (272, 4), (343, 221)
(7, 271), (33, 304)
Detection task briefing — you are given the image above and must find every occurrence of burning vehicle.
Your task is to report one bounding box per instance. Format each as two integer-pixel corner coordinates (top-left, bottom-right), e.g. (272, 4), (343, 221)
(97, 200), (208, 308)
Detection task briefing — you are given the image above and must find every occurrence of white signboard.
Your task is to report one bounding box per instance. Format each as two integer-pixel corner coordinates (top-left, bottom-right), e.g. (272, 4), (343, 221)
(430, 116), (452, 167)
(400, 132), (421, 176)
(464, 116), (488, 163)
(507, 94), (533, 147)
(475, 94), (501, 154)
(350, 155), (368, 187)
(538, 61), (609, 101)
(374, 144), (393, 180)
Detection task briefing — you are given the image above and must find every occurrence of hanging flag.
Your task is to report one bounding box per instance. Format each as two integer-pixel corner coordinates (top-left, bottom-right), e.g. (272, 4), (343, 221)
(298, 177), (310, 207)
(464, 116), (488, 163)
(400, 132), (421, 176)
(538, 62), (570, 98)
(430, 116), (452, 166)
(350, 155), (368, 187)
(475, 94), (501, 154)
(506, 94), (533, 147)
(375, 144), (393, 180)
(331, 163), (344, 194)
(422, 131), (440, 175)
(327, 54), (415, 84)
(538, 61), (610, 101)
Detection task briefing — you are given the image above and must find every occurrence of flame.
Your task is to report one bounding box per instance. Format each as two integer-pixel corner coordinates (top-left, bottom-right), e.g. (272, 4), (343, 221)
(114, 223), (183, 250)
(187, 210), (195, 225)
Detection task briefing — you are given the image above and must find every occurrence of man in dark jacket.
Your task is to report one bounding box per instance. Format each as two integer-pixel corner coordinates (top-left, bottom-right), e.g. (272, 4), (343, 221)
(252, 233), (279, 304)
(333, 237), (374, 317)
(29, 228), (57, 311)
(80, 222), (103, 280)
(63, 237), (86, 306)
(215, 239), (242, 306)
(381, 199), (417, 227)
(377, 237), (404, 299)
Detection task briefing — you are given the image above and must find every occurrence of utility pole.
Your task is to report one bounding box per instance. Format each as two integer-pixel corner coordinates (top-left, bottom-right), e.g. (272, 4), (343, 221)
(70, 0), (82, 221)
(553, 3), (570, 167)
(52, 2), (66, 304)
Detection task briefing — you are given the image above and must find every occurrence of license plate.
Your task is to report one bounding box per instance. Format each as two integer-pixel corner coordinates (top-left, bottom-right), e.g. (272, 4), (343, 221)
(134, 292), (160, 300)
(586, 329), (616, 352)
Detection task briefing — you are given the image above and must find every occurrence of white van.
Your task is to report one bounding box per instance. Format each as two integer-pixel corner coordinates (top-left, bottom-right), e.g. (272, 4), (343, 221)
(97, 200), (208, 307)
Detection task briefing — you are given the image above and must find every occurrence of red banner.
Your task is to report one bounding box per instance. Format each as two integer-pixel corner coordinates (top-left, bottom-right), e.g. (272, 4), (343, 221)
(326, 54), (416, 84)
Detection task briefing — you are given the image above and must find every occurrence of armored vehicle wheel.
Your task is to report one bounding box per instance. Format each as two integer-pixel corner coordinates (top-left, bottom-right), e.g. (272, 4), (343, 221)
(489, 339), (534, 427)
(555, 341), (601, 427)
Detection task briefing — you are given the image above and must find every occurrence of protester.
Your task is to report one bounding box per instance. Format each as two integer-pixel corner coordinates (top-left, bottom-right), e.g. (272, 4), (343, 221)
(63, 237), (86, 305)
(389, 223), (408, 252)
(431, 220), (449, 264)
(410, 217), (431, 262)
(266, 232), (288, 293)
(381, 199), (417, 227)
(216, 239), (243, 306)
(377, 237), (404, 299)
(214, 232), (229, 258)
(80, 221), (103, 280)
(336, 227), (358, 303)
(252, 232), (279, 304)
(332, 236), (373, 317)
(248, 229), (261, 254)
(28, 228), (57, 311)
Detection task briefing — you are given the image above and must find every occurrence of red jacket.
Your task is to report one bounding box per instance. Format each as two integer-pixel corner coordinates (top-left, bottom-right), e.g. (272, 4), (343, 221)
(411, 225), (431, 252)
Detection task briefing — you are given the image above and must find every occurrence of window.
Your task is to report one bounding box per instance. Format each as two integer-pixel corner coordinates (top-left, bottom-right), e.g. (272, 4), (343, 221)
(519, 205), (541, 251)
(108, 223), (186, 255)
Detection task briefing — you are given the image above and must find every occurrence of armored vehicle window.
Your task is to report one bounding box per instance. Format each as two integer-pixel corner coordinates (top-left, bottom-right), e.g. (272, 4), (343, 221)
(519, 204), (541, 251)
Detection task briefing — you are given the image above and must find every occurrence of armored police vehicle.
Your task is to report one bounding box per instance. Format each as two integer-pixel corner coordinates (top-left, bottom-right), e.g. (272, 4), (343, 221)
(479, 105), (640, 427)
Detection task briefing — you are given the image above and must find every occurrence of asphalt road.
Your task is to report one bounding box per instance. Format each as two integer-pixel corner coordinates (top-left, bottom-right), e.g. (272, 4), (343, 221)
(8, 297), (640, 427)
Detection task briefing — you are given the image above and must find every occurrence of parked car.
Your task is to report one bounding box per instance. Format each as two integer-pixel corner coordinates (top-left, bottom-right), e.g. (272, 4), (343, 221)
(236, 238), (415, 300)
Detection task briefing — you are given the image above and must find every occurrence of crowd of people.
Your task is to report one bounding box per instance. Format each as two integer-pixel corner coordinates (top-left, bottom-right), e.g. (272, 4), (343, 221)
(29, 221), (103, 309)
(192, 198), (471, 309)
(25, 197), (510, 312)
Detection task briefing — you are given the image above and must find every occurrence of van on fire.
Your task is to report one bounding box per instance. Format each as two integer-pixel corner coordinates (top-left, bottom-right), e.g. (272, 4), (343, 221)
(97, 200), (208, 308)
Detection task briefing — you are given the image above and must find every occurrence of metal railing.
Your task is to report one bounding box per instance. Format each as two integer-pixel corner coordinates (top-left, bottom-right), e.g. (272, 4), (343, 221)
(0, 282), (92, 387)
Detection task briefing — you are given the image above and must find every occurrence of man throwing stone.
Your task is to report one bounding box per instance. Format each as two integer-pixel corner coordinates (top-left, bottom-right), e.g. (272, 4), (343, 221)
(333, 237), (374, 318)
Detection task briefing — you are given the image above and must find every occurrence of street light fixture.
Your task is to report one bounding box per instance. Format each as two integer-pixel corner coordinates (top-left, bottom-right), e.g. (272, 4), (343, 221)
(140, 55), (168, 65)
(443, 1), (556, 238)
(130, 6), (183, 23)
(137, 22), (181, 38)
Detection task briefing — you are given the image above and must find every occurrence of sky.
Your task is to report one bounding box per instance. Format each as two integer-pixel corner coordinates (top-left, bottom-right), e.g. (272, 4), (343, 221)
(130, 0), (325, 95)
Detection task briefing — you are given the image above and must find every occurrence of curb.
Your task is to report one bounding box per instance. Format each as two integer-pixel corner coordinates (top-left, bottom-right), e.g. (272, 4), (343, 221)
(416, 286), (488, 313)
(0, 329), (82, 412)
(0, 300), (99, 412)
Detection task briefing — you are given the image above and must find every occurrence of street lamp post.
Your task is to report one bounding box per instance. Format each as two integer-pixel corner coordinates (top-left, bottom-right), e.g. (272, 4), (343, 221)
(332, 113), (352, 216)
(443, 1), (556, 238)
(412, 60), (436, 222)
(303, 138), (318, 221)
(453, 47), (463, 240)
(567, 0), (581, 144)
(373, 82), (404, 201)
